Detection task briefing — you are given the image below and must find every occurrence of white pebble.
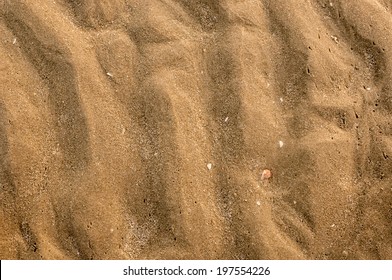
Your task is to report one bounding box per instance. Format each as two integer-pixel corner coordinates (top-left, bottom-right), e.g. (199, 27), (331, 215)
(12, 38), (17, 44)
(279, 140), (284, 148)
(106, 72), (113, 77)
(256, 200), (261, 206)
(224, 117), (229, 122)
(280, 97), (284, 102)
(207, 163), (212, 170)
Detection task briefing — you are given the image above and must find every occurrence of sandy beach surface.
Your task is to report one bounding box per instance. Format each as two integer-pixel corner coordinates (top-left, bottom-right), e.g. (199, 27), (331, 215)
(1, 0), (392, 259)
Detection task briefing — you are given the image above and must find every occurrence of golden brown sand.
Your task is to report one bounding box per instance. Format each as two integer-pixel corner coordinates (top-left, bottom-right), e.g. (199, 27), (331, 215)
(1, 0), (392, 260)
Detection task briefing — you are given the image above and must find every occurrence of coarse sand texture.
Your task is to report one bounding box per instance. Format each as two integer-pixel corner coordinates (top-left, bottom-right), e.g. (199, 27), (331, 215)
(0, 0), (392, 260)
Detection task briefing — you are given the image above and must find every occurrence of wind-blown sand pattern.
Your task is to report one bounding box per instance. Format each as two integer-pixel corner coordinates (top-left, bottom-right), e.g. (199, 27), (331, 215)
(1, 0), (392, 260)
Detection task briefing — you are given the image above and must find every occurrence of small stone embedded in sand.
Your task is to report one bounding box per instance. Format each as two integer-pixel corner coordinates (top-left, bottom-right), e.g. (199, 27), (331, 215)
(279, 140), (284, 148)
(106, 72), (113, 77)
(256, 200), (261, 206)
(280, 97), (284, 102)
(207, 163), (212, 170)
(261, 169), (272, 180)
(224, 117), (229, 122)
(12, 38), (16, 44)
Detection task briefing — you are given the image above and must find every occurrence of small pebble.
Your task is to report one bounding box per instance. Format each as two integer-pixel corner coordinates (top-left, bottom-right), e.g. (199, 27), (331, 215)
(106, 72), (113, 77)
(261, 169), (272, 180)
(279, 141), (284, 148)
(12, 38), (17, 44)
(207, 163), (212, 170)
(256, 200), (261, 206)
(224, 117), (229, 122)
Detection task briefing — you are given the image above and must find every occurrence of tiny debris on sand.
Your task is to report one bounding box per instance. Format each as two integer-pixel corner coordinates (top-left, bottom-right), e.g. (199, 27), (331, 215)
(207, 163), (212, 170)
(331, 35), (339, 43)
(261, 169), (272, 180)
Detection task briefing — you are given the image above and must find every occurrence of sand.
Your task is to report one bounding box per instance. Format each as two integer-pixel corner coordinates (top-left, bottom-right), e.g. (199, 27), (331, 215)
(0, 0), (391, 260)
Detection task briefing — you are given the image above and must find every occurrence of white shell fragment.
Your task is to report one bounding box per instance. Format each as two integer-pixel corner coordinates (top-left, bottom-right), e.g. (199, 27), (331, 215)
(279, 140), (284, 148)
(106, 72), (113, 77)
(12, 38), (17, 45)
(207, 163), (212, 170)
(224, 117), (229, 122)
